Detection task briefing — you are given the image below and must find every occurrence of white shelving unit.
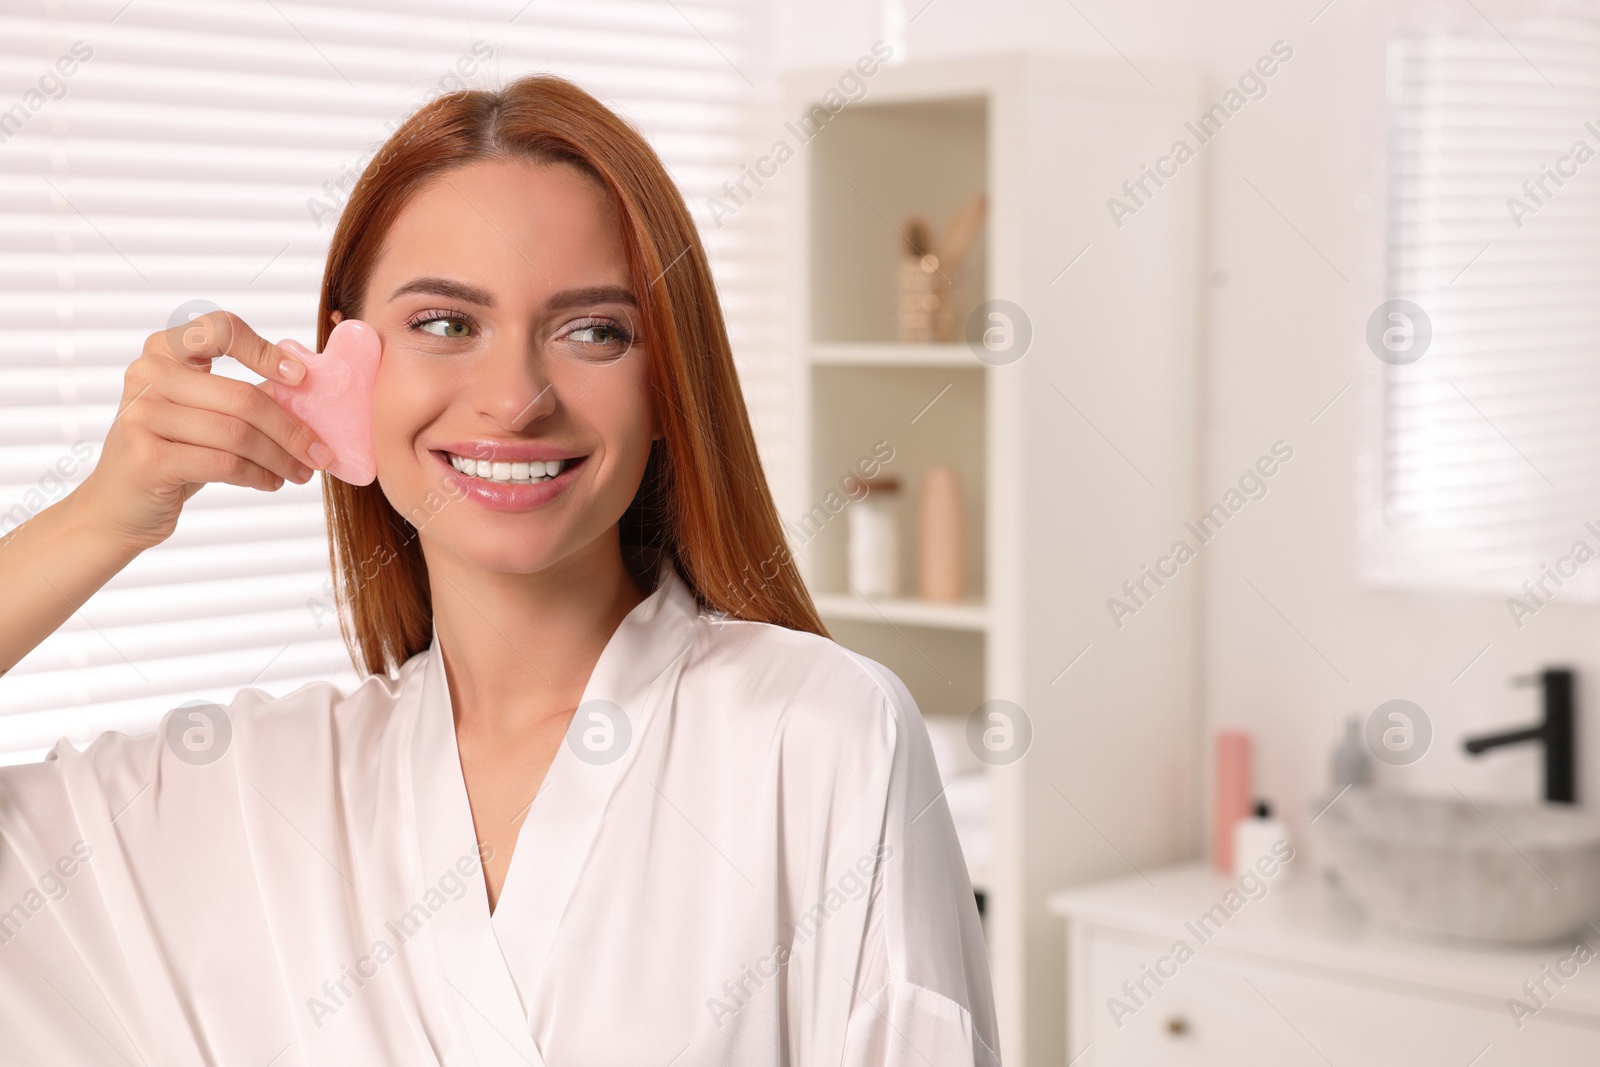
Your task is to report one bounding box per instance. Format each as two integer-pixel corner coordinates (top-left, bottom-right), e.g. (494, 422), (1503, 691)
(782, 54), (1205, 1066)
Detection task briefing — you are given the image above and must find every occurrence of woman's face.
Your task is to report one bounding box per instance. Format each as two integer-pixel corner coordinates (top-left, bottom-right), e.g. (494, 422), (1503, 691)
(358, 158), (655, 576)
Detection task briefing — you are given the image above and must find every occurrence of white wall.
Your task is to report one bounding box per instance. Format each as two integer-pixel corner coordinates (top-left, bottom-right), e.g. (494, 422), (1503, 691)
(780, 0), (1600, 1063)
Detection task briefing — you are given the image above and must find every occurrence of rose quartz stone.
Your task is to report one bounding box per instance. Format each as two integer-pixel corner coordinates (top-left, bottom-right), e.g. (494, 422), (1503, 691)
(272, 319), (381, 486)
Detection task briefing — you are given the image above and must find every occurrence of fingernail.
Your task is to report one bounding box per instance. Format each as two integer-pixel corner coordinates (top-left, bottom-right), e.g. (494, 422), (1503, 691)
(279, 358), (306, 385)
(294, 463), (314, 481)
(308, 442), (332, 469)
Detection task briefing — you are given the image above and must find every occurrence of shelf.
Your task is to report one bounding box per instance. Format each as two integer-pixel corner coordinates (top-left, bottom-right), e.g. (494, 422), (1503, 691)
(808, 97), (988, 344)
(811, 342), (977, 367)
(813, 592), (989, 631)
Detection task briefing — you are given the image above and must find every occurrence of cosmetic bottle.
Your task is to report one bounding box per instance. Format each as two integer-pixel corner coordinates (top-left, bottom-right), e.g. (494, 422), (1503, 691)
(848, 478), (901, 596)
(1331, 715), (1371, 789)
(1214, 730), (1252, 872)
(1233, 800), (1290, 878)
(918, 465), (964, 602)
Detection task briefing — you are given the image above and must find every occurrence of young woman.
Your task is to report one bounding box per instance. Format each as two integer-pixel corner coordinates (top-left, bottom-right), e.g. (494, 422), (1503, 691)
(0, 76), (995, 1064)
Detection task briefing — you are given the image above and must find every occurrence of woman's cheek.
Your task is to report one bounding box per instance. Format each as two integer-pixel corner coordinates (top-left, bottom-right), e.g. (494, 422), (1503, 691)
(571, 353), (651, 438)
(609, 348), (654, 434)
(370, 360), (446, 497)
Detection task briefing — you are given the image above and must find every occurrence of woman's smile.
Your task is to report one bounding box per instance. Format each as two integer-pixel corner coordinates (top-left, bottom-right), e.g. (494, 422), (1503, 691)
(429, 446), (589, 511)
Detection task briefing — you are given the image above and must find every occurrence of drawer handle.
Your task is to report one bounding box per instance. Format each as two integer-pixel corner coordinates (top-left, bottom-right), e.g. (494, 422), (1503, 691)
(1165, 1016), (1190, 1037)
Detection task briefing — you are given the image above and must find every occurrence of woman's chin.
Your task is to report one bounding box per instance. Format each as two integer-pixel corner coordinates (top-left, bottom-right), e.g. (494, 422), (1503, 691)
(451, 542), (574, 577)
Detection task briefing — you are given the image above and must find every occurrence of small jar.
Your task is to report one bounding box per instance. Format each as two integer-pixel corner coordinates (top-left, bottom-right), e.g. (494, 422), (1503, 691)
(848, 477), (901, 597)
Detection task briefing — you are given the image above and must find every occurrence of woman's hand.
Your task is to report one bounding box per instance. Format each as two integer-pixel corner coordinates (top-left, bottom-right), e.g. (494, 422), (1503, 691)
(76, 310), (333, 552)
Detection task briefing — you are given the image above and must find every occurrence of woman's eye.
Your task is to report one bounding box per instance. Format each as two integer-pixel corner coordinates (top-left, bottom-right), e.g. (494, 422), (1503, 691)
(416, 316), (472, 338)
(566, 322), (629, 346)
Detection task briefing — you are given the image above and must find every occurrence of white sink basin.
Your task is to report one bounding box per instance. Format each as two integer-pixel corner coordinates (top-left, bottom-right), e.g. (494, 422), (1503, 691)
(1313, 788), (1600, 945)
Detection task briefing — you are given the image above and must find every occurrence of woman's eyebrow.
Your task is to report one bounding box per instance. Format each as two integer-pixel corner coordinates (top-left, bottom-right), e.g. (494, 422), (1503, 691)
(386, 279), (637, 311)
(389, 277), (495, 305)
(544, 285), (637, 310)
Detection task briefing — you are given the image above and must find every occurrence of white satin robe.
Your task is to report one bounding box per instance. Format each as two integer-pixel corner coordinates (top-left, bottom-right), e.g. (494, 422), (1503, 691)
(0, 558), (998, 1066)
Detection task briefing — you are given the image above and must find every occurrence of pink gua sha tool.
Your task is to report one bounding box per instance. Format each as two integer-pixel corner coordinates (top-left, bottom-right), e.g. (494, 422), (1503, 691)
(270, 319), (381, 486)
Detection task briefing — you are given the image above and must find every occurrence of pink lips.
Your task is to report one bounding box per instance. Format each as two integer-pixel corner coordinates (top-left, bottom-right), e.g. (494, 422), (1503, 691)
(433, 450), (585, 512)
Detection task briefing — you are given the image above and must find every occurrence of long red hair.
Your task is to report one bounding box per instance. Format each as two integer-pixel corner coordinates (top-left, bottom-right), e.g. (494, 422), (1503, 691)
(317, 74), (824, 676)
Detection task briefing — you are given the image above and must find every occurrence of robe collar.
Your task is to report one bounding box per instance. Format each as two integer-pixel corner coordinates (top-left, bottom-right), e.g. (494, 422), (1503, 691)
(401, 551), (700, 1062)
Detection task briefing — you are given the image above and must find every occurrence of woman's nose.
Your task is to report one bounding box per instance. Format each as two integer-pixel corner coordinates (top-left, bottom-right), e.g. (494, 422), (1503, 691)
(470, 343), (556, 430)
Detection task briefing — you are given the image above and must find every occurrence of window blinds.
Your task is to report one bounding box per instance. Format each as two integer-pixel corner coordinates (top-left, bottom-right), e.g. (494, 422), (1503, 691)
(0, 0), (776, 764)
(1369, 20), (1600, 602)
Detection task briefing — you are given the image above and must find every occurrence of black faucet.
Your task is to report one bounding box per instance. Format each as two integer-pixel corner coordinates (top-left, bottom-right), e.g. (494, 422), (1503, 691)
(1462, 667), (1575, 804)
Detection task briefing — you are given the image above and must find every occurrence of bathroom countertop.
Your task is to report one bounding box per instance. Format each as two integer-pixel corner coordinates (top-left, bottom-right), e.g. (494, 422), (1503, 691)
(1049, 863), (1600, 1021)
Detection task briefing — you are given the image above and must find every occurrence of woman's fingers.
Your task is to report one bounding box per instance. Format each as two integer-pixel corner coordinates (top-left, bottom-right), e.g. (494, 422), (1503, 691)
(155, 309), (308, 387)
(138, 384), (317, 485)
(153, 439), (289, 493)
(152, 367), (327, 478)
(77, 308), (333, 554)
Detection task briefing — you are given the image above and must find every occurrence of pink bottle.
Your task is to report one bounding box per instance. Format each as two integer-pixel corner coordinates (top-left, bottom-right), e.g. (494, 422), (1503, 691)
(918, 465), (964, 602)
(1213, 730), (1252, 873)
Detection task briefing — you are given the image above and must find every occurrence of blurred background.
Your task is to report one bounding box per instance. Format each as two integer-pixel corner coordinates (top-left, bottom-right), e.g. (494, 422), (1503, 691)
(7, 0), (1600, 1063)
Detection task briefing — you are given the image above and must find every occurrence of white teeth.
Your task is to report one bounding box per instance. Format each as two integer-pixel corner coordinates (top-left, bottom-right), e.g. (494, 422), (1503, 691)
(448, 453), (567, 484)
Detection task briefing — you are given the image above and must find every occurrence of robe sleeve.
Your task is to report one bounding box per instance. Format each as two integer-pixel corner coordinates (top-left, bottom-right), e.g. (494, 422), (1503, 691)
(834, 655), (1001, 1067)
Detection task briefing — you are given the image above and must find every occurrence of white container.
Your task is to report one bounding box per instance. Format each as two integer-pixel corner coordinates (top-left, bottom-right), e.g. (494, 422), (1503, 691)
(848, 478), (901, 596)
(1233, 800), (1291, 878)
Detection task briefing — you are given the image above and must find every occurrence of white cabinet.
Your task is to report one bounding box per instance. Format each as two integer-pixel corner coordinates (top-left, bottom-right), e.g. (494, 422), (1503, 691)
(782, 54), (1206, 1066)
(1052, 865), (1600, 1066)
